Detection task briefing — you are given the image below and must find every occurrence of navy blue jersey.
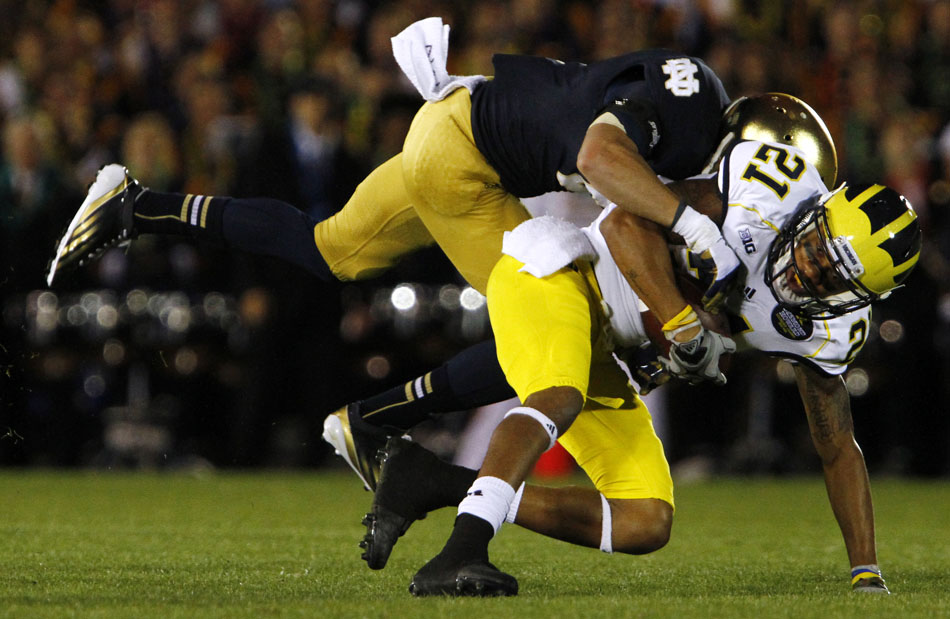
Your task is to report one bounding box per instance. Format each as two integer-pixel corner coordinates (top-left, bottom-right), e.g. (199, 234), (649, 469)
(470, 51), (730, 198)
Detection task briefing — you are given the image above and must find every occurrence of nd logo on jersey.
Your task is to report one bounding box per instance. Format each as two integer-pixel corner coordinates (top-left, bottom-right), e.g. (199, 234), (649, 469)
(662, 59), (700, 96)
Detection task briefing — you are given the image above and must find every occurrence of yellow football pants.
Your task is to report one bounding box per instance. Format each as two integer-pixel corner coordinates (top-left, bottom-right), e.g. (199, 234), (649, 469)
(486, 255), (675, 507)
(313, 88), (531, 294)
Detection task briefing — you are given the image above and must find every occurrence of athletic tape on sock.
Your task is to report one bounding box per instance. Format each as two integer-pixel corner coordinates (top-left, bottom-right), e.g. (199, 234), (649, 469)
(600, 493), (613, 554)
(850, 564), (882, 586)
(504, 406), (557, 450)
(505, 482), (526, 524)
(457, 476), (516, 535)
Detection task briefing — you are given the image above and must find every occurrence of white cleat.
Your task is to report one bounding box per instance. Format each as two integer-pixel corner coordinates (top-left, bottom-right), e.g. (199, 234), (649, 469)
(322, 404), (388, 491)
(47, 164), (143, 286)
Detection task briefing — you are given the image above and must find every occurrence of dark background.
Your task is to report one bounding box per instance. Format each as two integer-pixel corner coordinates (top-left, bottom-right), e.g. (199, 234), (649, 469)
(1, 0), (948, 476)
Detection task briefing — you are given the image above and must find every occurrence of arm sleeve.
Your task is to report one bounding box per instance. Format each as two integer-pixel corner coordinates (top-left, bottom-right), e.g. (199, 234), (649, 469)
(594, 97), (661, 159)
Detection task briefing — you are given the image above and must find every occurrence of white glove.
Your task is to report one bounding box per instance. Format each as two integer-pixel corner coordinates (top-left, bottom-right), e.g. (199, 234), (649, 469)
(668, 325), (736, 385)
(671, 204), (742, 313)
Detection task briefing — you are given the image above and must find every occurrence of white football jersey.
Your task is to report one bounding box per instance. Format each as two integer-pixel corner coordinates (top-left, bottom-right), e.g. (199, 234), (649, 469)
(586, 139), (870, 376)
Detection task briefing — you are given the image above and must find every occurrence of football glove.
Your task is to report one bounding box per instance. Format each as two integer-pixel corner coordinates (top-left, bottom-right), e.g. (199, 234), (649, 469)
(667, 325), (736, 386)
(617, 344), (671, 395)
(851, 565), (890, 594)
(670, 203), (742, 313)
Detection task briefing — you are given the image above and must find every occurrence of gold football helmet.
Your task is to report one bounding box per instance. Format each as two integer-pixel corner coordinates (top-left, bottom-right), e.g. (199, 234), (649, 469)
(704, 93), (838, 187)
(766, 184), (921, 318)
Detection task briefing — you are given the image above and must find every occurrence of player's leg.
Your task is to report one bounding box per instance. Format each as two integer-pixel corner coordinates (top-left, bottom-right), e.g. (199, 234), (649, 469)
(48, 154), (433, 286)
(508, 392), (674, 554)
(400, 88), (531, 295)
(410, 371), (675, 595)
(312, 153), (435, 280)
(323, 338), (516, 491)
(359, 438), (670, 570)
(408, 384), (583, 597)
(541, 350), (675, 554)
(324, 92), (529, 489)
(408, 255), (593, 596)
(511, 487), (672, 555)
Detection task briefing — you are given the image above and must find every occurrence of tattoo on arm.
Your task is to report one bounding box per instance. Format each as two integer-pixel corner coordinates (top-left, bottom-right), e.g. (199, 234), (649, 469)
(796, 367), (853, 445)
(621, 267), (640, 286)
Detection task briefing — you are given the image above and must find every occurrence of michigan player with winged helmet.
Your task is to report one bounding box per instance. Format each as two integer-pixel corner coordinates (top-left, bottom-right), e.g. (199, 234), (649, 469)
(356, 121), (920, 597)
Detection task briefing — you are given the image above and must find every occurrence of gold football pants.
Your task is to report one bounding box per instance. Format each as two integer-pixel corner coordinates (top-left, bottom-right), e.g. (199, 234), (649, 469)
(487, 255), (675, 507)
(313, 89), (531, 294)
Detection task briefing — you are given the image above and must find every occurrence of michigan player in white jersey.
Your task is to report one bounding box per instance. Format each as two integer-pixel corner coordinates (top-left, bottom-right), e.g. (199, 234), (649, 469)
(368, 138), (919, 597)
(593, 138), (893, 379)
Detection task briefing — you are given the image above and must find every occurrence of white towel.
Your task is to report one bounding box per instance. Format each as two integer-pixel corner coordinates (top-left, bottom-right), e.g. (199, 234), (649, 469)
(391, 17), (486, 102)
(502, 216), (596, 278)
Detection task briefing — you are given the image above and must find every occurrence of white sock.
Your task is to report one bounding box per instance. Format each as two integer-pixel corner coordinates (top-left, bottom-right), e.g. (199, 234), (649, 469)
(505, 482), (526, 524)
(457, 476), (516, 535)
(600, 493), (613, 554)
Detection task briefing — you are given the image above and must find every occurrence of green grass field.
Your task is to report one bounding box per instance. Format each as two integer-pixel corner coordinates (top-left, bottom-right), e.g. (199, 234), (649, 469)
(1, 470), (948, 618)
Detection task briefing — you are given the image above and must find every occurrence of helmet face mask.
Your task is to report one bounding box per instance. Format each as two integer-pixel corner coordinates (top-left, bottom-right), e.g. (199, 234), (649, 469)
(767, 194), (876, 318)
(766, 184), (921, 319)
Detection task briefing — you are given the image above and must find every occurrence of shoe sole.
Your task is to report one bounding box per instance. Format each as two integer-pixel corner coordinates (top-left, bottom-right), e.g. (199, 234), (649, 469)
(360, 506), (414, 570)
(47, 164), (130, 286)
(322, 409), (374, 491)
(408, 564), (518, 597)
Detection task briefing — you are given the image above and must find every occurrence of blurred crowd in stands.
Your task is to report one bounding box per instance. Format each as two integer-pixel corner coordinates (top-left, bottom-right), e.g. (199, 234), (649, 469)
(1, 0), (948, 475)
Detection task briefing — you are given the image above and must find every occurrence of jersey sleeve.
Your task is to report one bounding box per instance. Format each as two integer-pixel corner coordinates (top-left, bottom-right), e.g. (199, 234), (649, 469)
(596, 97), (661, 158)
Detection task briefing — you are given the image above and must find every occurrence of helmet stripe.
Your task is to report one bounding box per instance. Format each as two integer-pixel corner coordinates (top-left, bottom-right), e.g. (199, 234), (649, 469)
(878, 218), (922, 270)
(857, 186), (910, 234)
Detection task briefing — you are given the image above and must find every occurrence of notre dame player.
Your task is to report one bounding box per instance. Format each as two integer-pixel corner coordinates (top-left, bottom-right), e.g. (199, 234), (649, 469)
(322, 93), (841, 492)
(48, 48), (733, 296)
(364, 140), (919, 597)
(48, 45), (734, 476)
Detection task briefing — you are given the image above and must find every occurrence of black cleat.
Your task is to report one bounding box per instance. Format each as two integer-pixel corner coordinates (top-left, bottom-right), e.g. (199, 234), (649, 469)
(409, 559), (518, 597)
(359, 437), (442, 570)
(47, 164), (144, 286)
(359, 505), (415, 570)
(322, 403), (388, 491)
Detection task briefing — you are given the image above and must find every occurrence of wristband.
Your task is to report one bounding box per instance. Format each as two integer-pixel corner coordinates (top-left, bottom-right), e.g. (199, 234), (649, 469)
(662, 305), (700, 341)
(670, 199), (689, 228)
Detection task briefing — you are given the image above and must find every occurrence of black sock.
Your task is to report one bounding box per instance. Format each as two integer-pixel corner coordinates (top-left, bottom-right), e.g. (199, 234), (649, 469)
(134, 190), (226, 240)
(437, 513), (494, 564)
(357, 339), (516, 432)
(133, 192), (332, 281)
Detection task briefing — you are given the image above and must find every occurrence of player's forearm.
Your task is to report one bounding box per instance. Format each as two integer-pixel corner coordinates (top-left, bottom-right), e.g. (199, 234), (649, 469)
(600, 209), (690, 325)
(577, 123), (682, 227)
(822, 441), (878, 566)
(796, 367), (879, 567)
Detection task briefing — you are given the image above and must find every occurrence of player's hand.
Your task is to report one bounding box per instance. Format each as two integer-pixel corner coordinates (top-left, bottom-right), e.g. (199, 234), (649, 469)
(692, 240), (743, 313)
(618, 345), (670, 395)
(667, 326), (735, 385)
(670, 204), (742, 313)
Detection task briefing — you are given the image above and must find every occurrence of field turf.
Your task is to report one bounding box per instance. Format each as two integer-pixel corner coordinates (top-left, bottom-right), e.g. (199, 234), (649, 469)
(1, 470), (948, 618)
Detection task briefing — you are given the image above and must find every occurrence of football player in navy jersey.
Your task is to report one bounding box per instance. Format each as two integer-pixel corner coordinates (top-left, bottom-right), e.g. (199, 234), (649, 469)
(48, 48), (734, 298)
(357, 138), (918, 596)
(49, 43), (737, 486)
